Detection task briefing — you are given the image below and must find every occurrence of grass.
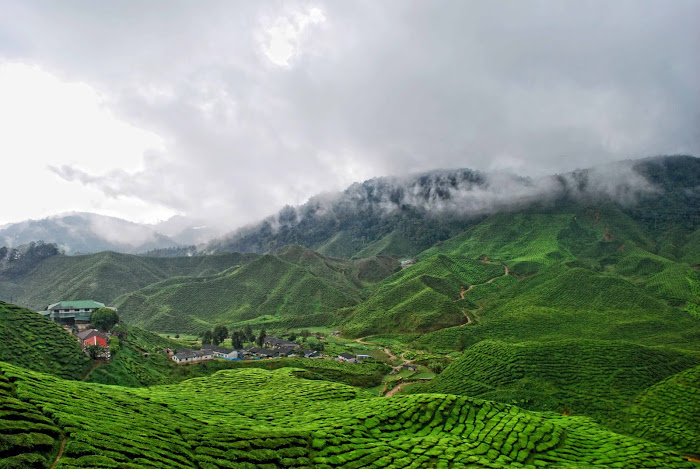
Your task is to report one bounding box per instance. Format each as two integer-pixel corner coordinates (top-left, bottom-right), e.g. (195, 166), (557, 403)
(1, 361), (694, 468)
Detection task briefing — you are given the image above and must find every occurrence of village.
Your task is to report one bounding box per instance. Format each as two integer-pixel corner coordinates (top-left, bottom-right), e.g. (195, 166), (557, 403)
(37, 298), (378, 366)
(169, 335), (372, 365)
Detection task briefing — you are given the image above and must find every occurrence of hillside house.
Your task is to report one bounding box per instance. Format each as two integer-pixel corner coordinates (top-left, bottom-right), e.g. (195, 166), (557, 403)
(263, 337), (300, 349)
(39, 300), (114, 326)
(248, 347), (274, 358)
(356, 354), (371, 361)
(402, 364), (418, 371)
(274, 346), (298, 357)
(304, 350), (321, 358)
(201, 344), (241, 360)
(337, 353), (356, 363)
(172, 348), (213, 363)
(76, 329), (108, 348)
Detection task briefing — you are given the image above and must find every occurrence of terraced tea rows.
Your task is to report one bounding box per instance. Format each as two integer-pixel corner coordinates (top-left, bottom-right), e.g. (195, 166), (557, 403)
(0, 302), (90, 380)
(412, 339), (700, 427)
(626, 365), (700, 456)
(0, 362), (693, 468)
(0, 371), (61, 469)
(342, 255), (503, 336)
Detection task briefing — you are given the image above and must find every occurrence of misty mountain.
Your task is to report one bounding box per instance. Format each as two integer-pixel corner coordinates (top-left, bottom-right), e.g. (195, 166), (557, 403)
(0, 212), (179, 255)
(207, 155), (700, 259)
(152, 215), (222, 246)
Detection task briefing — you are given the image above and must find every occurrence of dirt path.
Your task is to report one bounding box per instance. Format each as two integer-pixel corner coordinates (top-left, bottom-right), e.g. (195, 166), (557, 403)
(457, 264), (509, 300)
(81, 360), (105, 381)
(385, 381), (410, 397)
(50, 436), (67, 469)
(455, 263), (509, 325)
(461, 311), (472, 326)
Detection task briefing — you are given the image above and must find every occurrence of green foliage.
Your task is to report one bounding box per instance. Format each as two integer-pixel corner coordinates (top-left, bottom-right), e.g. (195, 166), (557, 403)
(0, 369), (61, 468)
(0, 301), (90, 380)
(626, 365), (700, 456)
(413, 340), (700, 427)
(1, 362), (694, 468)
(0, 251), (259, 312)
(117, 247), (398, 334)
(342, 255), (505, 337)
(90, 307), (119, 331)
(212, 325), (228, 345)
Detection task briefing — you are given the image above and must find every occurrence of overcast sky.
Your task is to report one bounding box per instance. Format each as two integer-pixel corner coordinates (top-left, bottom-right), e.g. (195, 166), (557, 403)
(1, 0), (698, 229)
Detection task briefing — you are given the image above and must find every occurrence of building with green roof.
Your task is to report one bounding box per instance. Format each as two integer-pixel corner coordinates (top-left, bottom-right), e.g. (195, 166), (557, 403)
(39, 300), (111, 325)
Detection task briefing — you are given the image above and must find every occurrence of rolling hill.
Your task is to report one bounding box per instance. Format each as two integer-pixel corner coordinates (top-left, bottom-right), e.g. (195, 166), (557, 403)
(1, 361), (694, 468)
(411, 339), (700, 424)
(116, 246), (399, 334)
(0, 301), (90, 380)
(0, 250), (259, 311)
(208, 155), (700, 260)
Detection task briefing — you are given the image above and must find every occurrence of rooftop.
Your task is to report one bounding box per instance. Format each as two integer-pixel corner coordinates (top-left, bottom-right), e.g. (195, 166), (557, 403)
(48, 300), (106, 311)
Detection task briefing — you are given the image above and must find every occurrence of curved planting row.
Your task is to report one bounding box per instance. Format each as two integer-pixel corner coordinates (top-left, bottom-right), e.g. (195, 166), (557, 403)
(0, 362), (693, 468)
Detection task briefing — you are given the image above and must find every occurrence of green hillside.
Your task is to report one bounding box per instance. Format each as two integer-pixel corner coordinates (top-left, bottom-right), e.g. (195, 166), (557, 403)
(1, 361), (694, 468)
(210, 156), (700, 261)
(117, 246), (398, 333)
(342, 254), (506, 337)
(626, 365), (700, 456)
(0, 251), (259, 311)
(0, 301), (90, 380)
(412, 340), (700, 426)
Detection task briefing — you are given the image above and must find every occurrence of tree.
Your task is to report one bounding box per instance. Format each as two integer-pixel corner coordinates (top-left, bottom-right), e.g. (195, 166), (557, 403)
(230, 330), (243, 349)
(91, 308), (119, 332)
(288, 332), (297, 342)
(244, 325), (255, 342)
(212, 325), (229, 346)
(256, 327), (266, 347)
(202, 330), (213, 345)
(87, 344), (105, 359)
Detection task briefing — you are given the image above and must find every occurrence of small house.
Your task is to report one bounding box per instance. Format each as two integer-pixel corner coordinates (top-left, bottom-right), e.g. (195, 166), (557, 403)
(172, 348), (213, 364)
(304, 350), (321, 358)
(356, 354), (371, 360)
(274, 346), (298, 357)
(76, 329), (108, 348)
(402, 364), (418, 371)
(337, 353), (356, 363)
(202, 344), (240, 360)
(248, 347), (274, 358)
(263, 337), (300, 349)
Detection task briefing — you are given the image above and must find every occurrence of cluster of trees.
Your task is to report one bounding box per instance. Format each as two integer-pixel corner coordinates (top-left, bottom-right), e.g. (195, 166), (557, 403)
(198, 326), (324, 350)
(201, 324), (265, 348)
(0, 241), (62, 277)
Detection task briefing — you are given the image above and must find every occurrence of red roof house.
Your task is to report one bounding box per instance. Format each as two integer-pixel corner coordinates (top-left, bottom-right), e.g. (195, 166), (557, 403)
(76, 329), (108, 348)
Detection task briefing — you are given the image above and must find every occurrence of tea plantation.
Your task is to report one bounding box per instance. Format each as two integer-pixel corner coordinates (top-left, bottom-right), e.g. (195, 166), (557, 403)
(1, 362), (694, 468)
(411, 339), (700, 427)
(341, 255), (504, 337)
(0, 301), (90, 380)
(0, 250), (259, 312)
(116, 247), (398, 334)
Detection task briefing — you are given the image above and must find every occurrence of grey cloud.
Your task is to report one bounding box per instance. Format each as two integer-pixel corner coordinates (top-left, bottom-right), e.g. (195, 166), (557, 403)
(3, 0), (698, 229)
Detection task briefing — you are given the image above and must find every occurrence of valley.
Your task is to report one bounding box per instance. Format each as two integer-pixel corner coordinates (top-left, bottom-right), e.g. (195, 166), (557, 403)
(1, 156), (700, 467)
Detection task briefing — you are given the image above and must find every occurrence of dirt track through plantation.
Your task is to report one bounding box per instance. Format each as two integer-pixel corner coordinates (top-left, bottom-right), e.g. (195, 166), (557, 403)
(456, 263), (509, 326)
(50, 436), (66, 469)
